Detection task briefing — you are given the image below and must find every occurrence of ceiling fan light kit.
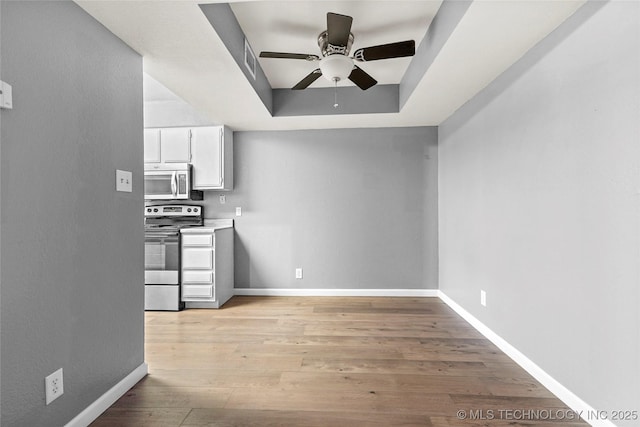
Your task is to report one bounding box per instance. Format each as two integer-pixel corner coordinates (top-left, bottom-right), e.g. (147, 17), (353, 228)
(319, 54), (354, 82)
(259, 12), (417, 93)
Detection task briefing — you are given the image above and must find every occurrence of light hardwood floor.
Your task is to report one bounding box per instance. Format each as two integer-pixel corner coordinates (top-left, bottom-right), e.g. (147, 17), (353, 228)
(91, 296), (587, 426)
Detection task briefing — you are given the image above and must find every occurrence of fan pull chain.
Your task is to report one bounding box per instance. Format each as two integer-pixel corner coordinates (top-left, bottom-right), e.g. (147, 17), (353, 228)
(333, 79), (339, 109)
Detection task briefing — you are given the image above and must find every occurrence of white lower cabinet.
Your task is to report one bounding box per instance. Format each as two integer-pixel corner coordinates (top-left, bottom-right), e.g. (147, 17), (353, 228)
(181, 227), (233, 308)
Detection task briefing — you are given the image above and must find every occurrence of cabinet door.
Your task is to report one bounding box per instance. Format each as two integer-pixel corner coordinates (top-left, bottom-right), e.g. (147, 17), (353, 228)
(143, 129), (161, 163)
(191, 127), (223, 189)
(160, 128), (191, 163)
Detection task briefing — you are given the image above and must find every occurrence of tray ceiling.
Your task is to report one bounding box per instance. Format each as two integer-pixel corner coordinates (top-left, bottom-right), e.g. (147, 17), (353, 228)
(75, 0), (586, 131)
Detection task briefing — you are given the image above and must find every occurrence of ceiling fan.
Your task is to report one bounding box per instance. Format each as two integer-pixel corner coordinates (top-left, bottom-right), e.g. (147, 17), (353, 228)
(259, 12), (416, 91)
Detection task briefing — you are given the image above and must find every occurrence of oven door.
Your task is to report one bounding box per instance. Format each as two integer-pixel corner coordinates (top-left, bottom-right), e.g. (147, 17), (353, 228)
(144, 231), (180, 284)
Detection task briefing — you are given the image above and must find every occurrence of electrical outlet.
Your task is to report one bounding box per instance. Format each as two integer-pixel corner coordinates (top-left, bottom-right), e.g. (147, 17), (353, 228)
(235, 207), (242, 216)
(45, 368), (64, 405)
(480, 290), (487, 307)
(219, 195), (226, 204)
(295, 268), (303, 279)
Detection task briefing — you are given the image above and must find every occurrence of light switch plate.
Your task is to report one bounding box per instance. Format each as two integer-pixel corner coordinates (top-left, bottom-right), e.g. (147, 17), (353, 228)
(235, 207), (242, 216)
(0, 81), (13, 109)
(116, 169), (132, 192)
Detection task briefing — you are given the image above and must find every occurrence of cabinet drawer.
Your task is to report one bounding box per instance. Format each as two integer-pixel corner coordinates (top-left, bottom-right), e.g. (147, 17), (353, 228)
(182, 284), (213, 298)
(182, 234), (213, 247)
(182, 248), (214, 269)
(182, 271), (213, 284)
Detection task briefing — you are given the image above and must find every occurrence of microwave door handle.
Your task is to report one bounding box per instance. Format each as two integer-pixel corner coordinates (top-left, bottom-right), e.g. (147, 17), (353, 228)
(171, 171), (177, 197)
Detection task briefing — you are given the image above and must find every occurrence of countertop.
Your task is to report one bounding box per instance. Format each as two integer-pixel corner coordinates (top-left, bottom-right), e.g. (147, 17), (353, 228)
(180, 219), (234, 233)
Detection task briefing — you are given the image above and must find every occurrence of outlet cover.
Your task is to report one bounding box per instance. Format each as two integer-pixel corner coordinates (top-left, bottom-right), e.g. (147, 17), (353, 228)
(480, 290), (487, 307)
(295, 268), (303, 279)
(45, 368), (64, 405)
(235, 207), (242, 216)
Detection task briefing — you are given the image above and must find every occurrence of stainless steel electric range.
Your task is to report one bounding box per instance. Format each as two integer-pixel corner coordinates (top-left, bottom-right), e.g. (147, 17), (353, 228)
(144, 204), (203, 311)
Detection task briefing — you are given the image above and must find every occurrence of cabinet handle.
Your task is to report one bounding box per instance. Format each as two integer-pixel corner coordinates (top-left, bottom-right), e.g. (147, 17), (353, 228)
(219, 127), (224, 186)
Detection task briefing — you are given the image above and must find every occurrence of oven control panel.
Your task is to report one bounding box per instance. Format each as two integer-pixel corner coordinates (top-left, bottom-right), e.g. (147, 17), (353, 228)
(145, 205), (202, 217)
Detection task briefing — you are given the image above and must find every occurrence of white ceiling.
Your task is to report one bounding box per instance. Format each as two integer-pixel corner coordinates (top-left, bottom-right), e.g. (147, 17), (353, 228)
(75, 0), (586, 131)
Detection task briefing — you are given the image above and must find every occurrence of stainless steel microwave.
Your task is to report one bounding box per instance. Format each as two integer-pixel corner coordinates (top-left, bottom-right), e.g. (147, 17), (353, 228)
(144, 163), (203, 200)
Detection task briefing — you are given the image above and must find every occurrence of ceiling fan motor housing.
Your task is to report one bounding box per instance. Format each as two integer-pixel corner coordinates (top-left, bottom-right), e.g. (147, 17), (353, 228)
(317, 30), (354, 56)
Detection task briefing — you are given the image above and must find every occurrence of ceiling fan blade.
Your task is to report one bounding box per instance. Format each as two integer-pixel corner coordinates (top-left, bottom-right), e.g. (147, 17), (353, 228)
(353, 40), (416, 62)
(292, 69), (323, 90)
(349, 66), (377, 90)
(327, 12), (353, 46)
(260, 51), (320, 61)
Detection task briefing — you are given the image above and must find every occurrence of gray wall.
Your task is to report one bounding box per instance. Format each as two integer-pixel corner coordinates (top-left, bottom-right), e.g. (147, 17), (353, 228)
(0, 2), (144, 426)
(439, 0), (639, 421)
(144, 99), (215, 128)
(203, 127), (438, 290)
(143, 81), (439, 292)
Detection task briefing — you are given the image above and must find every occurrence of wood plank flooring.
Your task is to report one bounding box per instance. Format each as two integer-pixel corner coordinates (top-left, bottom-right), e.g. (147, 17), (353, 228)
(90, 296), (587, 427)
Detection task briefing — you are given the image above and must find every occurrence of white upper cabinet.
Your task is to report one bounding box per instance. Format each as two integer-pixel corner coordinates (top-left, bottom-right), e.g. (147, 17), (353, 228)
(160, 127), (191, 163)
(144, 125), (233, 191)
(143, 129), (161, 163)
(191, 126), (233, 191)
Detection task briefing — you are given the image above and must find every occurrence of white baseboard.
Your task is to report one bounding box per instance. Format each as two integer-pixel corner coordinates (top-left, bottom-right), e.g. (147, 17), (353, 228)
(65, 362), (148, 427)
(437, 291), (615, 427)
(233, 288), (439, 297)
